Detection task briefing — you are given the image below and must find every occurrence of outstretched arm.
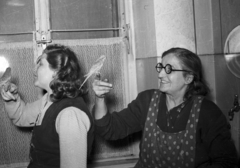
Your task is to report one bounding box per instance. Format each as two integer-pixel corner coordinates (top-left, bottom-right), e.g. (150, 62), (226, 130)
(94, 90), (155, 140)
(1, 83), (41, 127)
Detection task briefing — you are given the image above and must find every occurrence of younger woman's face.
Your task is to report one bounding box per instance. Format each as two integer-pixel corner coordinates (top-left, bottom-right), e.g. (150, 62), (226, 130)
(34, 54), (55, 93)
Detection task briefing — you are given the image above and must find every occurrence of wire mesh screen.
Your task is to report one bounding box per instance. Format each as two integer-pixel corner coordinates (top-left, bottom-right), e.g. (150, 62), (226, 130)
(0, 42), (38, 167)
(53, 37), (134, 160)
(0, 37), (135, 167)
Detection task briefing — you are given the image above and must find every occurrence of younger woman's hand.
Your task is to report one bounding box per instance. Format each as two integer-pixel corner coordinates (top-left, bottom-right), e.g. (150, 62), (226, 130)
(1, 83), (18, 101)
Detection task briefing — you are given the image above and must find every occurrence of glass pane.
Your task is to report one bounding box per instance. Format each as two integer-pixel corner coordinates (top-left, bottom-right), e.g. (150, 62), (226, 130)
(50, 0), (119, 39)
(0, 0), (34, 42)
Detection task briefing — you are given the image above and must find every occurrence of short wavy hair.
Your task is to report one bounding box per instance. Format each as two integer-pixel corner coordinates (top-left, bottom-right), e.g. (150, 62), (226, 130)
(162, 47), (210, 100)
(42, 44), (84, 102)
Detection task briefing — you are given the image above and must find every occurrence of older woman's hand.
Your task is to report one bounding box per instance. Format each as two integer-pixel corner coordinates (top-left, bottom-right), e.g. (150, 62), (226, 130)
(92, 78), (113, 98)
(0, 83), (18, 101)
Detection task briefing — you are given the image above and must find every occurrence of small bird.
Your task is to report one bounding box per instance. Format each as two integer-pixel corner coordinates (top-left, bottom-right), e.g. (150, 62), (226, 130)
(80, 55), (106, 89)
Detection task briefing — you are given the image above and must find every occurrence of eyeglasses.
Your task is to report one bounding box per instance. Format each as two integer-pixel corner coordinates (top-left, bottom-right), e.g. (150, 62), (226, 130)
(155, 63), (192, 74)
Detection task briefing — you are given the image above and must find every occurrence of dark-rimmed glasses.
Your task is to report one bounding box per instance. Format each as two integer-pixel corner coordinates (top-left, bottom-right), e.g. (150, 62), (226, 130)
(155, 63), (192, 74)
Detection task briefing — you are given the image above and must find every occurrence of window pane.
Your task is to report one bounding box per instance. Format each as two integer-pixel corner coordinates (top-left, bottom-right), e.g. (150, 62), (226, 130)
(50, 0), (119, 39)
(0, 0), (34, 42)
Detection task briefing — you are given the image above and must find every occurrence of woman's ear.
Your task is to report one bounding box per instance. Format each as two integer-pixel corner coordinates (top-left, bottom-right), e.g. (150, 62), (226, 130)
(185, 74), (194, 84)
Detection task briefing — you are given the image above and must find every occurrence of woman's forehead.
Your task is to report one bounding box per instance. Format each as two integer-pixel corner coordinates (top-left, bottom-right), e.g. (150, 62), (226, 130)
(162, 53), (181, 66)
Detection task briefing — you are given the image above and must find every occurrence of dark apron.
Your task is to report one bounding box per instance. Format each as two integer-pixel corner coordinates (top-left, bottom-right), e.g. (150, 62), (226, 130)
(135, 90), (203, 168)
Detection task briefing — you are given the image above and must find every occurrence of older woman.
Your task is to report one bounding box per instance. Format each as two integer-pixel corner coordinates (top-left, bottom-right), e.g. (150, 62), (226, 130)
(92, 48), (238, 168)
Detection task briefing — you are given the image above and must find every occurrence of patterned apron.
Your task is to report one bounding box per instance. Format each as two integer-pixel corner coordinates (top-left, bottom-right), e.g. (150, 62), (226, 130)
(135, 90), (203, 168)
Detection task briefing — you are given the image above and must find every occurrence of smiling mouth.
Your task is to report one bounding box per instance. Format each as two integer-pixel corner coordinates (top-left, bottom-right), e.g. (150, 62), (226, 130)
(159, 78), (168, 84)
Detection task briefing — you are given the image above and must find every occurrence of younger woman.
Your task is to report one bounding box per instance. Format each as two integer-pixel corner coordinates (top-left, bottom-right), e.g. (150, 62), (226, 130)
(1, 44), (94, 168)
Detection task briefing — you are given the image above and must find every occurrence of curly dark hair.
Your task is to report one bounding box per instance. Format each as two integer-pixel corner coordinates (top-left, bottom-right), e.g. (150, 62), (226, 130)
(42, 44), (84, 102)
(162, 47), (210, 100)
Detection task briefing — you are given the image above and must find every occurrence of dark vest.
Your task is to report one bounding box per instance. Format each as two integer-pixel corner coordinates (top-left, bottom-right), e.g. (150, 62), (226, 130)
(28, 97), (94, 168)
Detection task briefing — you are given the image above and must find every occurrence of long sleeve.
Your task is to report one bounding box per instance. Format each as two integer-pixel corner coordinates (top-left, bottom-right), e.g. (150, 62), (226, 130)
(4, 95), (42, 127)
(94, 89), (155, 140)
(195, 99), (238, 168)
(56, 107), (90, 168)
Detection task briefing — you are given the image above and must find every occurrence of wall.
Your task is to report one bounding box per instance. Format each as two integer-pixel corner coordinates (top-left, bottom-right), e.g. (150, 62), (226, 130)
(132, 0), (158, 93)
(194, 0), (240, 154)
(217, 0), (240, 155)
(0, 0), (240, 166)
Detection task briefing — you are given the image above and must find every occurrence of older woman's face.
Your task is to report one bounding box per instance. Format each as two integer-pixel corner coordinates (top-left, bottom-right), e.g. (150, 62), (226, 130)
(158, 53), (191, 97)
